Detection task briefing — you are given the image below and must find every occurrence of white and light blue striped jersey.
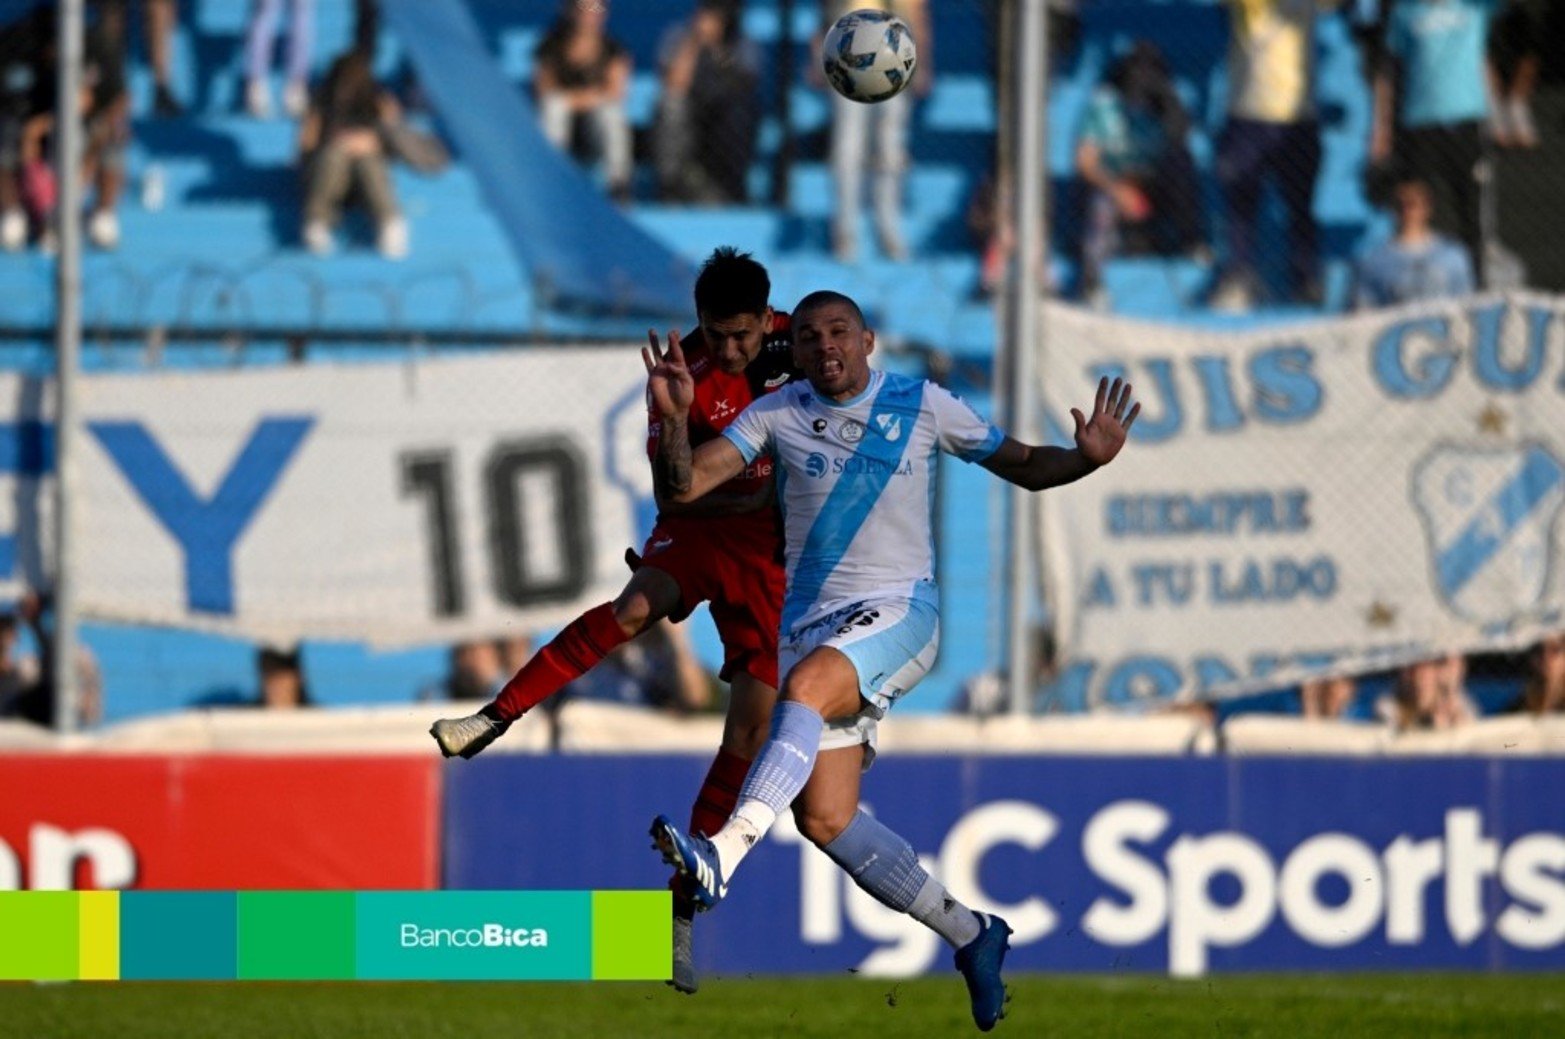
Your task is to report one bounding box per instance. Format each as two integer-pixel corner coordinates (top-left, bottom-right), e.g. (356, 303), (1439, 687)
(721, 370), (1005, 632)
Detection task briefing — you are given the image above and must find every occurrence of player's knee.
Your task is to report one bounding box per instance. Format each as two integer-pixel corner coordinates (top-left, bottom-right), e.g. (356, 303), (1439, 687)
(793, 803), (854, 848)
(721, 719), (769, 759)
(782, 657), (859, 718)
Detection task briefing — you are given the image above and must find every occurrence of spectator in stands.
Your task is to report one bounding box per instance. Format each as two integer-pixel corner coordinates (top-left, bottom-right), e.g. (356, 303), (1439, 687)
(954, 626), (1058, 716)
(1507, 634), (1565, 715)
(653, 0), (761, 204)
(1210, 0), (1329, 312)
(1299, 674), (1362, 719)
(498, 632), (533, 680)
(0, 5), (127, 252)
(82, 1), (131, 250)
(0, 591), (102, 728)
(1487, 0), (1544, 149)
(821, 0), (932, 263)
(0, 6), (128, 251)
(97, 0), (182, 117)
(245, 0), (315, 120)
(1352, 171), (1475, 308)
(1377, 653), (1478, 731)
(0, 611), (37, 711)
(557, 618), (711, 714)
(298, 47), (408, 259)
(256, 644), (310, 709)
(533, 0), (633, 202)
(1372, 0), (1500, 287)
(1074, 41), (1206, 309)
(0, 6), (49, 252)
(423, 638), (508, 702)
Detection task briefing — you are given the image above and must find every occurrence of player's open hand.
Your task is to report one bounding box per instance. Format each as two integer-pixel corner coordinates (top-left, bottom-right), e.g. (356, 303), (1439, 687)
(643, 329), (695, 420)
(1072, 376), (1139, 468)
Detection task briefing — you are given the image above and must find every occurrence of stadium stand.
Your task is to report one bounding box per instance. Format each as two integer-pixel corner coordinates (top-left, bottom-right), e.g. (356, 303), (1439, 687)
(0, 0), (1558, 723)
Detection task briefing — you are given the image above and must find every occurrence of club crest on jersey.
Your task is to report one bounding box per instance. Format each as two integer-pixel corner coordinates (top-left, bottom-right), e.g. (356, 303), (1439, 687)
(874, 414), (903, 443)
(837, 419), (866, 444)
(1411, 443), (1565, 624)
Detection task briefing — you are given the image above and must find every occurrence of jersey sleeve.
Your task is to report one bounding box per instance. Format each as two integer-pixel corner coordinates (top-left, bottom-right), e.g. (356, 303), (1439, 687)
(721, 394), (778, 465)
(927, 382), (1005, 463)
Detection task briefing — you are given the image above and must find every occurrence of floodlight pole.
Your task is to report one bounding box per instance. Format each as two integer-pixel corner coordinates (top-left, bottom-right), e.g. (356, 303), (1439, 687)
(1002, 0), (1047, 716)
(53, 0), (85, 733)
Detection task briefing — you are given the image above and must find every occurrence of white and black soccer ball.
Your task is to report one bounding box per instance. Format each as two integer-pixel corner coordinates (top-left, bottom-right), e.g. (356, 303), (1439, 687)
(821, 9), (918, 104)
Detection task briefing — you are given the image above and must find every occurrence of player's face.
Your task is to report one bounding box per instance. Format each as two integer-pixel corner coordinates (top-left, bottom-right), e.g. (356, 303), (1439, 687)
(793, 302), (875, 401)
(698, 309), (772, 374)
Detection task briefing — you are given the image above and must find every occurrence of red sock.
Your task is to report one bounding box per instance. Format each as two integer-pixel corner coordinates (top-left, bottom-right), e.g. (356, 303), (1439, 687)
(490, 603), (628, 721)
(689, 748), (753, 838)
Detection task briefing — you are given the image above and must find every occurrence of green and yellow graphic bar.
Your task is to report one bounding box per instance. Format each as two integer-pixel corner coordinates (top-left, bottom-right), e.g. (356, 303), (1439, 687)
(0, 891), (669, 981)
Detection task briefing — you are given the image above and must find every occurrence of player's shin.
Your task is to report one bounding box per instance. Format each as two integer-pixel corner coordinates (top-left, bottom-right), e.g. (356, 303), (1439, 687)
(490, 603), (629, 721)
(708, 701), (823, 877)
(822, 808), (982, 949)
(689, 747), (752, 838)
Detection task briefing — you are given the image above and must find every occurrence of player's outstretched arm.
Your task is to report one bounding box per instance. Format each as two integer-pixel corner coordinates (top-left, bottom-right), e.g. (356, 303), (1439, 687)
(644, 329), (747, 503)
(981, 376), (1139, 491)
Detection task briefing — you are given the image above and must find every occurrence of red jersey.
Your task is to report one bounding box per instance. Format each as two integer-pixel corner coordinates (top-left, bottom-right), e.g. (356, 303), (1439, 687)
(645, 312), (798, 514)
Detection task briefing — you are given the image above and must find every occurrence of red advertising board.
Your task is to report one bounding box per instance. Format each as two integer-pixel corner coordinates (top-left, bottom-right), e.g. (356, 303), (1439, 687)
(0, 755), (439, 890)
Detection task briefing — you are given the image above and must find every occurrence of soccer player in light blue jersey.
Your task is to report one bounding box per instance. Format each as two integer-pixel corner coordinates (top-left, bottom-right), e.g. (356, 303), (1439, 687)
(645, 290), (1138, 1030)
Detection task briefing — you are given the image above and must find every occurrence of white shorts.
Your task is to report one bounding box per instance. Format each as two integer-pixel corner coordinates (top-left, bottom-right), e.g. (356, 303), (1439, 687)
(778, 587), (940, 769)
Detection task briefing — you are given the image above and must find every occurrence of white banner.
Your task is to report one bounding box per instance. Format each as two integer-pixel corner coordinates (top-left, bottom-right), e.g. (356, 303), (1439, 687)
(1038, 293), (1565, 708)
(1, 348), (657, 646)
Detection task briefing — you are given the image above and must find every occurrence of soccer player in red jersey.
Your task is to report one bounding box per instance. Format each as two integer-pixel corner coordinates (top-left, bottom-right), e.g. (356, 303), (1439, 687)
(430, 247), (795, 992)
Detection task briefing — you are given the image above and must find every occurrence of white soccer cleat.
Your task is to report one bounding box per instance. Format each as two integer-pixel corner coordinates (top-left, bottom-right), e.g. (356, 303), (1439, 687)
(429, 710), (509, 759)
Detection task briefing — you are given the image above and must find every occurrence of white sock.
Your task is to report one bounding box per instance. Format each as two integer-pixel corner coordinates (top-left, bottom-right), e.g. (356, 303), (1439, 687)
(909, 876), (984, 949)
(709, 802), (773, 878)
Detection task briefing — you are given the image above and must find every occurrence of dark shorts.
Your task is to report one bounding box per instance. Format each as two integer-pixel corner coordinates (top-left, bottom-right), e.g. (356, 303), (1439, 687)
(638, 513), (785, 689)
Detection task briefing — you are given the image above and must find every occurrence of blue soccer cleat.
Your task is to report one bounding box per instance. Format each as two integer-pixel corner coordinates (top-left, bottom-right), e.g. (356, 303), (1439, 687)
(954, 912), (1012, 1031)
(650, 815), (727, 910)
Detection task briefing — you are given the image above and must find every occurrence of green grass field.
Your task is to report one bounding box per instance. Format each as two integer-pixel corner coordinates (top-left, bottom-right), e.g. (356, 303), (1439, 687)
(3, 974), (1562, 1038)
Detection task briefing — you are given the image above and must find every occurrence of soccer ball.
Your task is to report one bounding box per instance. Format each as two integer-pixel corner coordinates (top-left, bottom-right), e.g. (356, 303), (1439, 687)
(821, 9), (918, 104)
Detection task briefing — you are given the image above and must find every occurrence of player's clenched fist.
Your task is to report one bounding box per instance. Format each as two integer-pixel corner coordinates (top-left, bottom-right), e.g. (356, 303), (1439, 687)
(644, 329), (696, 420)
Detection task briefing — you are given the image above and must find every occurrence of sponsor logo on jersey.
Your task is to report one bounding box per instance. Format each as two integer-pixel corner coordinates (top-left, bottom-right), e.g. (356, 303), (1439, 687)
(835, 608), (881, 636)
(811, 418), (829, 437)
(833, 456), (913, 477)
(804, 452), (915, 478)
(711, 398), (737, 421)
(837, 419), (866, 444)
(874, 414), (903, 442)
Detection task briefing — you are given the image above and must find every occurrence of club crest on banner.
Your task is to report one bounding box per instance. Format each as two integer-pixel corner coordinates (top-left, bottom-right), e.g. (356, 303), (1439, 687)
(1411, 443), (1565, 625)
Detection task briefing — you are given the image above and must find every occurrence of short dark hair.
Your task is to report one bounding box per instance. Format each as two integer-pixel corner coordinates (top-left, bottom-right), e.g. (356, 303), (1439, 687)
(1393, 170), (1432, 192)
(694, 247), (770, 318)
(793, 290), (866, 328)
(258, 645), (302, 673)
